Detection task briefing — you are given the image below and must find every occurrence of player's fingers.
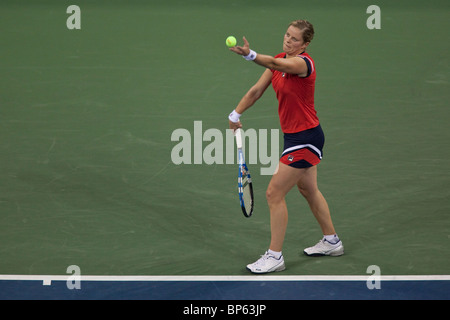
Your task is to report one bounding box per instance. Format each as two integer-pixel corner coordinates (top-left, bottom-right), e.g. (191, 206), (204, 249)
(229, 47), (240, 54)
(229, 46), (245, 56)
(229, 120), (242, 130)
(243, 36), (249, 48)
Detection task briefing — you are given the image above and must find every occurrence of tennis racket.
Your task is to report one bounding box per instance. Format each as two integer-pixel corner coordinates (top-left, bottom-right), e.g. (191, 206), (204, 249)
(235, 128), (254, 218)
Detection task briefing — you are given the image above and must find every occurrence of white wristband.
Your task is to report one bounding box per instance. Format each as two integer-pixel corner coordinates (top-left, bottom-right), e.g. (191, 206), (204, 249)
(228, 110), (241, 123)
(243, 49), (257, 61)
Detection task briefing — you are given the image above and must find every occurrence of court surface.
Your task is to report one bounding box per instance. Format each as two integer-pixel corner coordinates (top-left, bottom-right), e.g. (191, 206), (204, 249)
(0, 0), (449, 300)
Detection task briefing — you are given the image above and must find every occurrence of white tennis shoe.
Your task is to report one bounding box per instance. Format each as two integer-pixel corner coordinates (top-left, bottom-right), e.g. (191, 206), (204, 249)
(303, 238), (344, 256)
(246, 251), (286, 274)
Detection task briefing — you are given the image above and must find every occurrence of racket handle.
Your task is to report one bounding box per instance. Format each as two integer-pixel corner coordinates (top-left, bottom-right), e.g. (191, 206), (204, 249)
(235, 128), (243, 149)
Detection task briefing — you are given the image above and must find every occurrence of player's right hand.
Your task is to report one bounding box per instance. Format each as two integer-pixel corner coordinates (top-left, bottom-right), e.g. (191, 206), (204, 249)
(229, 120), (242, 131)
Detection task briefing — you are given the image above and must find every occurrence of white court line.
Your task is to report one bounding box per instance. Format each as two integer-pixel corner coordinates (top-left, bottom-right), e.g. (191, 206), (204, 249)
(1, 275), (450, 282)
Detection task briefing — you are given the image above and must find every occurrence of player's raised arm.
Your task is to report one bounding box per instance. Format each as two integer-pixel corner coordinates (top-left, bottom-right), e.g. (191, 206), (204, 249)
(230, 36), (309, 76)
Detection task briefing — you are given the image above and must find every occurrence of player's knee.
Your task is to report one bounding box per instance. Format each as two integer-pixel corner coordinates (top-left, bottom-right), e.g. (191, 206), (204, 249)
(265, 187), (273, 203)
(266, 186), (281, 204)
(298, 183), (319, 200)
(298, 185), (310, 198)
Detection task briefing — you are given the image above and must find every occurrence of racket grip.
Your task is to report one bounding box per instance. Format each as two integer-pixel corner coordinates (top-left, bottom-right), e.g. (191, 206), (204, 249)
(235, 128), (243, 149)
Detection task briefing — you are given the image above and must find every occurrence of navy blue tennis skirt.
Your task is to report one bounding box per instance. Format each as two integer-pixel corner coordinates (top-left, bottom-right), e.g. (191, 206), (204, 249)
(280, 125), (324, 168)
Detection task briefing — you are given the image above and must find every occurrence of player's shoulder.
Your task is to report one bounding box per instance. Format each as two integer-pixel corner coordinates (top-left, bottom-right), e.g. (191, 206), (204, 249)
(297, 52), (314, 65)
(297, 52), (315, 75)
(298, 52), (314, 61)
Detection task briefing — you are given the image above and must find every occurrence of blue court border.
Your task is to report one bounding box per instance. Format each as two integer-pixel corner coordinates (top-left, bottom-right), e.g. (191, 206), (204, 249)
(1, 275), (449, 300)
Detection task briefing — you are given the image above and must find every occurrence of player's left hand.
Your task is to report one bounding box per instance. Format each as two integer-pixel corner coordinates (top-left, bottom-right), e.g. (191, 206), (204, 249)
(229, 36), (250, 56)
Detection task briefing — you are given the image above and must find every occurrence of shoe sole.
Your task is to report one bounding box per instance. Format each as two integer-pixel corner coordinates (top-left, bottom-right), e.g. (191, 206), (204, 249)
(246, 263), (286, 274)
(303, 245), (344, 257)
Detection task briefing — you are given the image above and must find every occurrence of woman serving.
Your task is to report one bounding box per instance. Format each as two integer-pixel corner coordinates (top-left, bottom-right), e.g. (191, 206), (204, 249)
(228, 20), (344, 274)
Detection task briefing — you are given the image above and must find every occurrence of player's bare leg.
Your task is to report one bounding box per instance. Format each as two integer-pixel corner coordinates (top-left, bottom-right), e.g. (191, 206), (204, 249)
(265, 162), (304, 252)
(296, 165), (335, 235)
(246, 163), (298, 273)
(298, 165), (344, 256)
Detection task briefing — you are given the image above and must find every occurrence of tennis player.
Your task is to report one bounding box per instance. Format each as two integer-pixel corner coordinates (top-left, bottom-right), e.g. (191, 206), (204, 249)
(228, 20), (344, 273)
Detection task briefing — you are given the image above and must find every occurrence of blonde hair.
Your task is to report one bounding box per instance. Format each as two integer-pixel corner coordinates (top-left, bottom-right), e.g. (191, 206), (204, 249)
(289, 20), (314, 43)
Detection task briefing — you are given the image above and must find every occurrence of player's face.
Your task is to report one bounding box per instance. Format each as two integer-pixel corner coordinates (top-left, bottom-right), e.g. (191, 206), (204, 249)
(283, 26), (308, 55)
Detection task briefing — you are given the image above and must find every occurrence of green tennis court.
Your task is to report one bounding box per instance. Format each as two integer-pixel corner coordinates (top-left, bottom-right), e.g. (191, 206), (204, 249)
(1, 0), (449, 280)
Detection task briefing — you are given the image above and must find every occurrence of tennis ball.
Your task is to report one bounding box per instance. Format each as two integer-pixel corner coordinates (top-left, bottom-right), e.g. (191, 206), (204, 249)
(226, 36), (237, 47)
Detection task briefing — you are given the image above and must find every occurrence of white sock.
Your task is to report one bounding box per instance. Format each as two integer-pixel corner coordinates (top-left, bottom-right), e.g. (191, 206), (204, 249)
(268, 249), (282, 259)
(323, 234), (340, 244)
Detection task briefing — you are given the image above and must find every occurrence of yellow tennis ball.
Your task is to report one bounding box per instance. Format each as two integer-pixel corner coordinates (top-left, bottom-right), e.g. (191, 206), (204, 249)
(226, 36), (237, 47)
